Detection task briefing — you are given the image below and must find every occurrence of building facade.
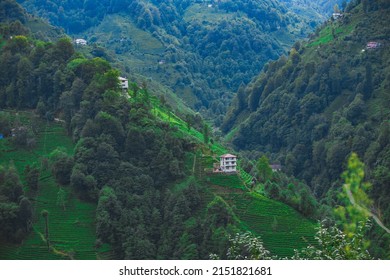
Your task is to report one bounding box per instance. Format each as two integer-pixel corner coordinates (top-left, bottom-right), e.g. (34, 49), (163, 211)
(219, 154), (237, 173)
(119, 77), (129, 91)
(75, 39), (87, 45)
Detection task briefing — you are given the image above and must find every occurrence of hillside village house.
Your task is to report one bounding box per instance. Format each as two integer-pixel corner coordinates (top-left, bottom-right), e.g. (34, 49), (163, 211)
(270, 164), (282, 172)
(366, 41), (381, 49)
(219, 154), (237, 173)
(75, 38), (87, 45)
(119, 77), (129, 91)
(332, 13), (343, 20)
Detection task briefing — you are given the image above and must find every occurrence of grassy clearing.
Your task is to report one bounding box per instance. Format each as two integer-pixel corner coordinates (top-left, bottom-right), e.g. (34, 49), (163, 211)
(207, 181), (317, 258)
(146, 79), (196, 116)
(193, 146), (316, 257)
(309, 25), (334, 47)
(82, 14), (165, 73)
(0, 112), (100, 260)
(308, 14), (359, 48)
(0, 175), (97, 260)
(207, 174), (246, 191)
(91, 14), (165, 55)
(0, 112), (73, 177)
(172, 176), (196, 193)
(184, 4), (235, 24)
(25, 18), (63, 40)
(152, 100), (206, 143)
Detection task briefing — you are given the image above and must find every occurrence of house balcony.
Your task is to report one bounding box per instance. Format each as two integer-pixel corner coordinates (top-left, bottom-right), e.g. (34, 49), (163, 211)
(222, 160), (236, 163)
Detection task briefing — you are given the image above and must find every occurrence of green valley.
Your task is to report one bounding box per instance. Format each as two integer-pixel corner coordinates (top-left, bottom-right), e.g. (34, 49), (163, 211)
(1, 0), (388, 261)
(18, 0), (342, 124)
(0, 94), (317, 260)
(223, 0), (390, 258)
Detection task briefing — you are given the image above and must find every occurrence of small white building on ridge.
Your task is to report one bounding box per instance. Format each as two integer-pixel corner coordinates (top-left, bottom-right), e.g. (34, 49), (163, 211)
(75, 38), (87, 45)
(119, 77), (129, 91)
(332, 13), (343, 20)
(219, 154), (237, 173)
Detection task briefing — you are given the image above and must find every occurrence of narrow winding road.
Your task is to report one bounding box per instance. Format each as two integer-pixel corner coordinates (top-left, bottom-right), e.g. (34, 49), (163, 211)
(345, 187), (390, 234)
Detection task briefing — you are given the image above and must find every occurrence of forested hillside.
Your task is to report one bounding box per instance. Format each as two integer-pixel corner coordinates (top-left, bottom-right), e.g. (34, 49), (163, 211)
(0, 0), (321, 259)
(0, 0), (197, 258)
(223, 0), (390, 257)
(2, 0), (386, 260)
(280, 0), (349, 16)
(17, 0), (342, 124)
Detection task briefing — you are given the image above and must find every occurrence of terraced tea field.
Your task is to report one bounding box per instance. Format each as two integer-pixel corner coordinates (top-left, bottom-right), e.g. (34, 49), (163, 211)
(208, 174), (247, 191)
(0, 176), (97, 259)
(0, 113), (103, 259)
(206, 176), (317, 258)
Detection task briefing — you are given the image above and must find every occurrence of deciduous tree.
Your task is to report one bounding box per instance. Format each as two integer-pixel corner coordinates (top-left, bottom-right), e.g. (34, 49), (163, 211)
(256, 155), (272, 182)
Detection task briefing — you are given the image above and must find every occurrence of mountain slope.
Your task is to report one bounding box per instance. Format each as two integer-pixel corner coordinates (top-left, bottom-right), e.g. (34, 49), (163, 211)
(280, 0), (349, 17)
(222, 0), (390, 256)
(0, 114), (100, 260)
(17, 0), (339, 124)
(1, 0), (319, 259)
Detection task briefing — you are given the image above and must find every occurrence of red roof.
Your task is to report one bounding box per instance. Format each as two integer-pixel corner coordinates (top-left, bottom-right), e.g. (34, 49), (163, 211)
(366, 42), (380, 48)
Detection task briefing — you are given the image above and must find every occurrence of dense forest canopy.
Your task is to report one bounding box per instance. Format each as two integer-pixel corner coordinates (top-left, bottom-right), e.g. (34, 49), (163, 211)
(1, 0), (387, 260)
(16, 0), (344, 124)
(0, 0), (259, 259)
(223, 0), (390, 257)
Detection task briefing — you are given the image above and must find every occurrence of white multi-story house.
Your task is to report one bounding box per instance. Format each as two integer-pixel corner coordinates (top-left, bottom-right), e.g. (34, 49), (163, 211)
(118, 77), (129, 91)
(219, 154), (237, 173)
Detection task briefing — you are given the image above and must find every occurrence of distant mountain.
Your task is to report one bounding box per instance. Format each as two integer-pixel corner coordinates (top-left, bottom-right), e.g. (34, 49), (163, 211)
(280, 0), (349, 16)
(0, 0), (63, 41)
(17, 0), (341, 124)
(222, 0), (390, 257)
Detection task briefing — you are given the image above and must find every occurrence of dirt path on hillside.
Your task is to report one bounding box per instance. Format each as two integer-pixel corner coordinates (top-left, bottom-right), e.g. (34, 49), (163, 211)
(345, 188), (390, 234)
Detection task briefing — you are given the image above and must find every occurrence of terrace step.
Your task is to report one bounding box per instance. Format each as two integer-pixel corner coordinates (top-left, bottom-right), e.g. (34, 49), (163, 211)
(205, 172), (317, 257)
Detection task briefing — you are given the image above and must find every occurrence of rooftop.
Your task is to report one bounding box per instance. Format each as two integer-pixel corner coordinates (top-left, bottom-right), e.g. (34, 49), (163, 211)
(220, 154), (237, 158)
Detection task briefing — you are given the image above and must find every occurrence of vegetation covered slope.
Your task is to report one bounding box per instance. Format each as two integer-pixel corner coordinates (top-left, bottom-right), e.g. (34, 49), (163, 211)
(1, 0), (63, 41)
(17, 0), (341, 124)
(0, 0), (320, 259)
(201, 173), (317, 258)
(280, 0), (349, 16)
(0, 114), (99, 259)
(222, 0), (390, 256)
(3, 0), (378, 260)
(0, 0), (193, 259)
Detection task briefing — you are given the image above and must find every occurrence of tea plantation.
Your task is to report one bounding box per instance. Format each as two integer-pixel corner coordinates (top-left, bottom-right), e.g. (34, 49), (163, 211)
(0, 112), (103, 259)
